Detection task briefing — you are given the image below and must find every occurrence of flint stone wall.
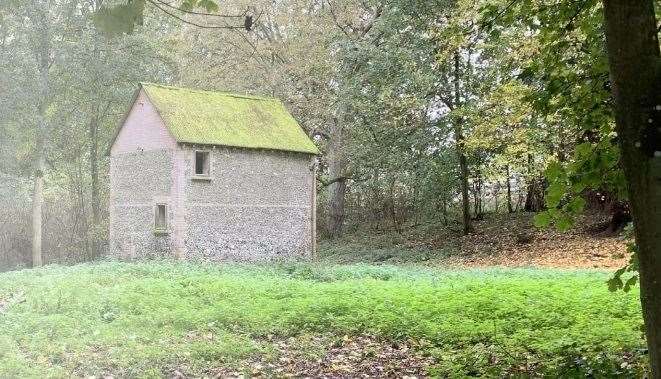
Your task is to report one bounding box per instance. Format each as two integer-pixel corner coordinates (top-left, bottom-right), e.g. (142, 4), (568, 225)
(109, 145), (314, 261)
(183, 146), (314, 261)
(109, 149), (174, 259)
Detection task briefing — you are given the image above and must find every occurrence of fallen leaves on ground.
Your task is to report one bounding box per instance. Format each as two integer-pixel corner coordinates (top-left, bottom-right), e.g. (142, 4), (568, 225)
(442, 212), (630, 269)
(207, 335), (435, 378)
(320, 211), (630, 269)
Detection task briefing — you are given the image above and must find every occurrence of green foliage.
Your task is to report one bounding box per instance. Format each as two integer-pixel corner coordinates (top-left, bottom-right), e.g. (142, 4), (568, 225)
(93, 0), (146, 36)
(0, 0), (179, 268)
(94, 0), (222, 36)
(535, 137), (624, 231)
(0, 262), (648, 377)
(317, 229), (456, 264)
(179, 0), (218, 12)
(476, 0), (628, 229)
(608, 225), (640, 293)
(533, 211), (551, 228)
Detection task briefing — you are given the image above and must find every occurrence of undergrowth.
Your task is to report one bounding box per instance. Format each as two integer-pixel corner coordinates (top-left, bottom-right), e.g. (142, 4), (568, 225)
(0, 261), (647, 377)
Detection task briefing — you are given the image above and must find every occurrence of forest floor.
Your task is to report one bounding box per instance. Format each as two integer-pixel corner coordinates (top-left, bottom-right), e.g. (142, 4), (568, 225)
(0, 213), (643, 378)
(0, 261), (646, 378)
(319, 211), (630, 269)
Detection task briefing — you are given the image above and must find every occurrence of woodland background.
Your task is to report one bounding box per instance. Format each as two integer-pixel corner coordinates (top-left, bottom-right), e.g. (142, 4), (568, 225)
(0, 0), (643, 270)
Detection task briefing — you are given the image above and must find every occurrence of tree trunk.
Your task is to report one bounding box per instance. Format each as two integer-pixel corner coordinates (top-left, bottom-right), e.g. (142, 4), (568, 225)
(602, 0), (661, 375)
(473, 168), (483, 219)
(453, 51), (473, 235)
(327, 174), (347, 238)
(506, 165), (513, 213)
(524, 180), (545, 212)
(88, 111), (101, 257)
(86, 28), (105, 258)
(606, 201), (631, 235)
(515, 176), (525, 212)
(388, 177), (402, 234)
(493, 183), (500, 214)
(73, 165), (91, 260)
(31, 10), (51, 268)
(440, 196), (449, 226)
(457, 151), (472, 233)
(524, 154), (545, 212)
(31, 156), (44, 268)
(557, 122), (567, 163)
(371, 168), (381, 225)
(326, 119), (348, 238)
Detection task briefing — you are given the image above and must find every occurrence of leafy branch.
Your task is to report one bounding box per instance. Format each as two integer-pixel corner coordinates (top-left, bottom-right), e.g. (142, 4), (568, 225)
(145, 0), (248, 30)
(94, 0), (258, 35)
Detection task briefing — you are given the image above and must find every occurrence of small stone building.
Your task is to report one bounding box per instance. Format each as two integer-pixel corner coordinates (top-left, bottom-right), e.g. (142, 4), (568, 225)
(108, 83), (319, 261)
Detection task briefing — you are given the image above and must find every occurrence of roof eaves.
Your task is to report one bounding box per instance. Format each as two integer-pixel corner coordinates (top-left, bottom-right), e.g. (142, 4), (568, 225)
(177, 140), (319, 155)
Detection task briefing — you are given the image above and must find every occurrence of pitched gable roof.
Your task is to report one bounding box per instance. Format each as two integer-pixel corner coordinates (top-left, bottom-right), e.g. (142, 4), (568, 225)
(112, 83), (319, 155)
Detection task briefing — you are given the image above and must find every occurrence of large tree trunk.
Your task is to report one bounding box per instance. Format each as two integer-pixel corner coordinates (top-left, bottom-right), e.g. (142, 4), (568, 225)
(453, 51), (473, 235)
(602, 0), (661, 375)
(524, 180), (545, 212)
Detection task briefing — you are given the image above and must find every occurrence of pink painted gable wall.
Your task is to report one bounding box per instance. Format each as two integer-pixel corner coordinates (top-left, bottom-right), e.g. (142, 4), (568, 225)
(110, 89), (177, 155)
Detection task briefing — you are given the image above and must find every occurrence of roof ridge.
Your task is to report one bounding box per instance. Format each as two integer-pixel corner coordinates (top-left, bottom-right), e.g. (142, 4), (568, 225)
(139, 82), (277, 102)
(128, 82), (319, 155)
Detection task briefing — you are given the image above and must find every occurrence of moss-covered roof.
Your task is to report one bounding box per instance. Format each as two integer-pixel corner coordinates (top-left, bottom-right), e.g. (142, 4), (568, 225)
(140, 83), (319, 155)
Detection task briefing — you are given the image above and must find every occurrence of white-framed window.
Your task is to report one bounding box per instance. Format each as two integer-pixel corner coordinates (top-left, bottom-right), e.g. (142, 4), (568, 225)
(194, 150), (211, 177)
(154, 203), (168, 233)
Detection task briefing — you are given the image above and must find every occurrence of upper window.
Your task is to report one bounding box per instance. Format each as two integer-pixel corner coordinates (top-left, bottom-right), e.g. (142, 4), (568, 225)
(194, 150), (210, 176)
(154, 203), (167, 232)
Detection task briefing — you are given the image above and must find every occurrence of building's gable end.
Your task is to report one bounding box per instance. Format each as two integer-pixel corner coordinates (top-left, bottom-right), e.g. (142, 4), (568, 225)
(110, 89), (178, 156)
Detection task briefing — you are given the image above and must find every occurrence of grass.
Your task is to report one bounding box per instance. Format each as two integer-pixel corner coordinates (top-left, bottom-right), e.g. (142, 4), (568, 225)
(0, 261), (647, 377)
(317, 223), (456, 264)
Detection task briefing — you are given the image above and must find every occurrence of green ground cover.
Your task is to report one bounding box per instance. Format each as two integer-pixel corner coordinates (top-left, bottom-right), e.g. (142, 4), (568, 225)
(0, 261), (647, 377)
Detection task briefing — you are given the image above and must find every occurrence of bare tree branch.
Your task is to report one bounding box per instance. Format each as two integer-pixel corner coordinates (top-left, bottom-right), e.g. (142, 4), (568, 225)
(152, 0), (247, 18)
(146, 0), (247, 30)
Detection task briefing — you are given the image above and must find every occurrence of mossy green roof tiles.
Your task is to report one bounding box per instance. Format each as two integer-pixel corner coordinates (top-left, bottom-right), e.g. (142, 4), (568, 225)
(140, 83), (319, 154)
